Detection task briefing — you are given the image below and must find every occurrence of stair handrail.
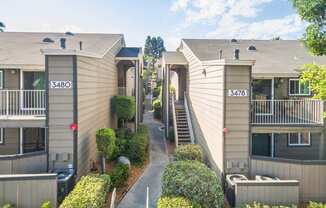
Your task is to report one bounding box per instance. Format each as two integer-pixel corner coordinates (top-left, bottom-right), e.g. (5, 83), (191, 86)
(171, 94), (179, 147)
(184, 92), (195, 144)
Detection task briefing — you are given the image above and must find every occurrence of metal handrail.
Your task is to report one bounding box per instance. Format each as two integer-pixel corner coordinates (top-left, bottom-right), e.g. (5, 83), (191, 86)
(171, 95), (178, 147)
(184, 92), (195, 144)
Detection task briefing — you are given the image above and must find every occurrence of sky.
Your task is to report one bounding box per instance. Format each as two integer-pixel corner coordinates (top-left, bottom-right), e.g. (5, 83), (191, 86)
(0, 0), (306, 50)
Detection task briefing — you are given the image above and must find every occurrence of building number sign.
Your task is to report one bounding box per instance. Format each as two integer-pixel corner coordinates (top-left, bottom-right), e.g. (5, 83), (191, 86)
(50, 81), (72, 89)
(228, 89), (248, 97)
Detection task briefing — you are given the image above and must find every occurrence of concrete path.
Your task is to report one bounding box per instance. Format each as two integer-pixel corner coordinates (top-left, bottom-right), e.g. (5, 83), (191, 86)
(118, 97), (169, 208)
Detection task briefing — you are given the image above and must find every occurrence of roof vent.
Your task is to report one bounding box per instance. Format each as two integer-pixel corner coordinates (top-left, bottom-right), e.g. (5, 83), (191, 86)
(42, 37), (54, 43)
(65, 31), (74, 36)
(231, 39), (237, 43)
(248, 45), (257, 51)
(60, 38), (66, 49)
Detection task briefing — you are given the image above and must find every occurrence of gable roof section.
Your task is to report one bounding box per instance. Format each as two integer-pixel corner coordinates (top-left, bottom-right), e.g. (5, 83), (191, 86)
(116, 47), (142, 60)
(182, 39), (326, 77)
(162, 51), (188, 65)
(0, 32), (123, 70)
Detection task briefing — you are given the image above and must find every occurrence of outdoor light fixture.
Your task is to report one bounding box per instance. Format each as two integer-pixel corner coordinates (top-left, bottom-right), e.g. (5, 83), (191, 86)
(10, 69), (16, 74)
(202, 68), (207, 77)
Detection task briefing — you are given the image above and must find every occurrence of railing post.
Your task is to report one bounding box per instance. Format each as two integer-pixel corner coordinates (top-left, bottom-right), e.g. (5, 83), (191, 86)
(6, 90), (9, 117)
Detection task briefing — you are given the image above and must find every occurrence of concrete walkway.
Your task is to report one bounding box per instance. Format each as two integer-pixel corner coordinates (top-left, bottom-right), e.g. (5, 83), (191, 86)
(118, 97), (169, 208)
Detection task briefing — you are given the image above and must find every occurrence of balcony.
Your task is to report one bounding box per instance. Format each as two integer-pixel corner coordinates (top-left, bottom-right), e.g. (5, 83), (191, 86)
(251, 99), (324, 125)
(0, 90), (46, 120)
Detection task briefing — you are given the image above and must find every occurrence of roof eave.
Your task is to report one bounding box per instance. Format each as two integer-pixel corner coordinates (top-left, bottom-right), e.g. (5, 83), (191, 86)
(202, 59), (256, 66)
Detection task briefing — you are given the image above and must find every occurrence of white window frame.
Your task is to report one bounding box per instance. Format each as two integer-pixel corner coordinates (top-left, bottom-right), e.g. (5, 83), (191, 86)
(288, 78), (311, 96)
(251, 77), (274, 116)
(0, 128), (3, 144)
(0, 70), (3, 89)
(288, 132), (311, 146)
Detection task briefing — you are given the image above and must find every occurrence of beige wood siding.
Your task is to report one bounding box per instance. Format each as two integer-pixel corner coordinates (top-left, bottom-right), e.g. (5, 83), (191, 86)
(0, 128), (19, 155)
(224, 65), (251, 174)
(76, 41), (122, 177)
(182, 42), (224, 174)
(47, 55), (74, 170)
(250, 158), (326, 202)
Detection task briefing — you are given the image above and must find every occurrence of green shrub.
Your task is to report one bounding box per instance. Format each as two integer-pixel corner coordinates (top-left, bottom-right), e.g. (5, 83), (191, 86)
(125, 125), (149, 164)
(96, 128), (117, 160)
(243, 202), (296, 208)
(174, 144), (204, 162)
(41, 201), (51, 208)
(153, 99), (161, 120)
(162, 161), (224, 208)
(111, 96), (135, 122)
(308, 202), (326, 208)
(109, 164), (130, 190)
(153, 86), (161, 98)
(99, 174), (111, 193)
(60, 175), (107, 208)
(157, 196), (201, 208)
(2, 204), (15, 208)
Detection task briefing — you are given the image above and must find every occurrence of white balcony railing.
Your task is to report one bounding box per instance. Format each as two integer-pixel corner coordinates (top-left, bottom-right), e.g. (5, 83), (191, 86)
(251, 99), (324, 125)
(0, 90), (46, 118)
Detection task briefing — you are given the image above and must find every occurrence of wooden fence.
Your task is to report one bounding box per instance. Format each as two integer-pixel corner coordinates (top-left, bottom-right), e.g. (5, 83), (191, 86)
(250, 158), (326, 202)
(0, 152), (47, 174)
(235, 180), (299, 206)
(0, 174), (57, 208)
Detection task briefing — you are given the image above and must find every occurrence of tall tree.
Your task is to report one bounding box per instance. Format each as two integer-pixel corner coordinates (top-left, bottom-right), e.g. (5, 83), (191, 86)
(0, 22), (5, 32)
(156, 36), (166, 58)
(292, 0), (326, 55)
(144, 36), (152, 57)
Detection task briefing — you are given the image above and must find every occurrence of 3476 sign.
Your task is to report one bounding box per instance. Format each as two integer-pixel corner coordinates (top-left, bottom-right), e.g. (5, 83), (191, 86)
(50, 81), (72, 89)
(228, 89), (248, 97)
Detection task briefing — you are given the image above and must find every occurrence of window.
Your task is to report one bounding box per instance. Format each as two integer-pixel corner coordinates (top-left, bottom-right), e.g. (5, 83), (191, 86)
(0, 70), (3, 89)
(289, 79), (311, 96)
(23, 128), (45, 153)
(0, 128), (3, 144)
(288, 132), (311, 146)
(23, 72), (45, 90)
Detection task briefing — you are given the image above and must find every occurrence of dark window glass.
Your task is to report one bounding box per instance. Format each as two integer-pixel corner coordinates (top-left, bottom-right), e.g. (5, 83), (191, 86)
(252, 133), (272, 157)
(23, 128), (45, 153)
(24, 72), (45, 90)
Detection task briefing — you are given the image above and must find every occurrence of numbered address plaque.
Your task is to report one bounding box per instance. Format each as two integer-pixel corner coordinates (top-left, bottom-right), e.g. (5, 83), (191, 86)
(50, 81), (72, 89)
(228, 89), (249, 97)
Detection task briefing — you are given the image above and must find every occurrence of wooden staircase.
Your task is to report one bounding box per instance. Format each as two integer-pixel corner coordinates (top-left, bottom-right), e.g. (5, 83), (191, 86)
(175, 105), (191, 145)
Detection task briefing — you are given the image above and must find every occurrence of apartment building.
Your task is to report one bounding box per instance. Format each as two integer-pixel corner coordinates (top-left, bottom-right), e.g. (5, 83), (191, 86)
(162, 39), (326, 202)
(0, 32), (143, 178)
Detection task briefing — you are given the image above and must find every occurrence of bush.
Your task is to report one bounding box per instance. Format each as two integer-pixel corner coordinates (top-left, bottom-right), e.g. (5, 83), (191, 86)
(111, 96), (135, 122)
(96, 128), (117, 160)
(153, 99), (161, 120)
(60, 175), (107, 208)
(2, 204), (14, 208)
(243, 202), (296, 208)
(174, 144), (204, 162)
(157, 196), (201, 208)
(109, 164), (130, 190)
(162, 161), (224, 208)
(125, 124), (149, 164)
(153, 86), (161, 98)
(99, 174), (111, 193)
(308, 202), (326, 208)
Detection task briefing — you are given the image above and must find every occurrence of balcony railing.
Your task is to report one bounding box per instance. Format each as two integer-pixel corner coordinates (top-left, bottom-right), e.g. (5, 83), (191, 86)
(251, 99), (324, 125)
(0, 90), (46, 118)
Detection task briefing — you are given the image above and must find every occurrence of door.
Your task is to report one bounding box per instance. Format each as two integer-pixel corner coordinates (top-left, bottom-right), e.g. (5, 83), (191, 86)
(252, 79), (274, 115)
(252, 133), (271, 157)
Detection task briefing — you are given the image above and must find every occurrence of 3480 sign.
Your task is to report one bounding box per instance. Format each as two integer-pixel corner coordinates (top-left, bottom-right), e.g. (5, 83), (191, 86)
(50, 81), (72, 89)
(228, 89), (249, 97)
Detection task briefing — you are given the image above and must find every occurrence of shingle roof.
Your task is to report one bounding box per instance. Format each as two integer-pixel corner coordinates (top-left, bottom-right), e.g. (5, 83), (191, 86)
(182, 39), (326, 76)
(162, 51), (188, 65)
(116, 47), (142, 58)
(0, 32), (123, 69)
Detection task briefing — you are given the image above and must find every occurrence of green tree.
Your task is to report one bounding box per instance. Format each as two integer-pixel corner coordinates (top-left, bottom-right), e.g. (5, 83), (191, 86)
(291, 0), (326, 55)
(0, 22), (5, 32)
(144, 36), (153, 56)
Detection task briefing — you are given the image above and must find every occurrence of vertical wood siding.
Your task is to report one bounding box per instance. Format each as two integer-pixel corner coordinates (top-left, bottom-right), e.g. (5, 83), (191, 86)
(76, 40), (122, 177)
(182, 42), (225, 174)
(0, 128), (19, 155)
(250, 159), (326, 202)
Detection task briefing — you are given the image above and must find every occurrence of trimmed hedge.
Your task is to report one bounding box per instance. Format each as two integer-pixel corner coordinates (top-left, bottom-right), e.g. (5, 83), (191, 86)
(157, 196), (201, 208)
(162, 161), (224, 208)
(96, 128), (117, 160)
(109, 164), (129, 190)
(308, 202), (326, 208)
(111, 96), (136, 121)
(125, 124), (149, 164)
(243, 202), (295, 208)
(174, 144), (203, 162)
(2, 204), (14, 208)
(60, 175), (108, 208)
(153, 99), (161, 120)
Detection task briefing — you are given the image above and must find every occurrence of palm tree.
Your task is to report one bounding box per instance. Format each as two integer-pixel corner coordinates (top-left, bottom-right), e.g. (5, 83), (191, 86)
(0, 22), (5, 32)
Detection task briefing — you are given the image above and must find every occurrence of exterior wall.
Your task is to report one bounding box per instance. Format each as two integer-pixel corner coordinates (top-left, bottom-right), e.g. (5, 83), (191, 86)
(182, 42), (224, 175)
(250, 158), (326, 202)
(0, 153), (47, 174)
(224, 66), (251, 174)
(274, 132), (325, 160)
(3, 69), (20, 89)
(47, 55), (74, 171)
(126, 67), (134, 96)
(0, 174), (57, 208)
(76, 43), (120, 177)
(0, 128), (19, 155)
